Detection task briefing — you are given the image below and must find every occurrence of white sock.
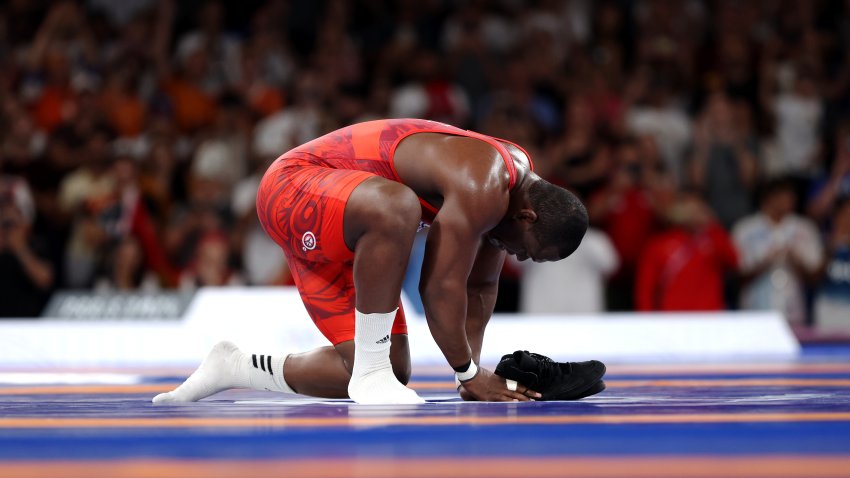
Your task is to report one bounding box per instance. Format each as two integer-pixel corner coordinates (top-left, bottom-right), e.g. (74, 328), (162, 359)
(152, 341), (294, 403)
(347, 308), (424, 405)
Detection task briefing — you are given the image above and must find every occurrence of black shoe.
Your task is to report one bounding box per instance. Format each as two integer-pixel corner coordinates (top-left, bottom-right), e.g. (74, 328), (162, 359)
(495, 350), (606, 401)
(573, 380), (606, 400)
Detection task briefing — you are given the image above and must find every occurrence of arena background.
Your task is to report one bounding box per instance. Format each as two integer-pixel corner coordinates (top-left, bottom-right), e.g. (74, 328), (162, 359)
(0, 1), (849, 477)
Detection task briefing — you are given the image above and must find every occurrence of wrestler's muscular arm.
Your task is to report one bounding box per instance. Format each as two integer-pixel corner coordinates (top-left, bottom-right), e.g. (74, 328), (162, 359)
(465, 240), (505, 364)
(397, 133), (536, 401)
(420, 192), (532, 402)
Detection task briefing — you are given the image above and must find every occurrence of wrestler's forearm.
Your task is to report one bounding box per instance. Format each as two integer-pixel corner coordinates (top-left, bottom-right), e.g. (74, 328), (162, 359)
(465, 285), (497, 364)
(422, 284), (474, 369)
(419, 200), (502, 370)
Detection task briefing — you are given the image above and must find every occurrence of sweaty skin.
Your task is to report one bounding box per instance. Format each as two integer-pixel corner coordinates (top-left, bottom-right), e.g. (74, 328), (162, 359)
(158, 123), (554, 404)
(283, 131), (549, 403)
(391, 133), (545, 401)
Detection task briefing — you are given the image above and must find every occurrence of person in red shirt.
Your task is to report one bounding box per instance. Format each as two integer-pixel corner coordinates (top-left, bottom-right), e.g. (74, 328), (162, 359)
(635, 191), (739, 311)
(588, 137), (672, 310)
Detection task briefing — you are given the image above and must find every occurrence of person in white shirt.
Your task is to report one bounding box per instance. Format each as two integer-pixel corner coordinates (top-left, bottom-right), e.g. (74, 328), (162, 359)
(732, 178), (823, 324)
(519, 227), (618, 315)
(624, 70), (693, 184)
(759, 64), (823, 177)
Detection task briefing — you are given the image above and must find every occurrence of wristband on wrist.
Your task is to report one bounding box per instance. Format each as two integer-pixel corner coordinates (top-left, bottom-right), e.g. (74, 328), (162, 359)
(454, 360), (479, 383)
(452, 360), (471, 372)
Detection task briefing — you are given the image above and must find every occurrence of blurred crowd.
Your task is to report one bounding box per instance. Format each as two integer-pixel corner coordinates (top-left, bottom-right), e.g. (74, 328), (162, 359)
(0, 0), (848, 329)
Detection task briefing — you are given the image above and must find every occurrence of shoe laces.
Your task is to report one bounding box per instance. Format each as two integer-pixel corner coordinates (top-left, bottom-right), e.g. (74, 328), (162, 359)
(524, 351), (571, 382)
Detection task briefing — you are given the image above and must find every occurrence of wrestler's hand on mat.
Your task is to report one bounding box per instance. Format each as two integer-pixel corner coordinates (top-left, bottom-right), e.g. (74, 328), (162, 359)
(459, 368), (541, 402)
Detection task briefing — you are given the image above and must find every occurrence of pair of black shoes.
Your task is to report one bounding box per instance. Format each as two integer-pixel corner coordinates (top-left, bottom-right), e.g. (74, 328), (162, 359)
(495, 350), (606, 401)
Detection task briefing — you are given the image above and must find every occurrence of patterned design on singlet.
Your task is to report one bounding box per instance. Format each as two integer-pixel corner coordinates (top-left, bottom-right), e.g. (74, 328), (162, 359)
(254, 119), (533, 340)
(273, 119), (531, 223)
(255, 166), (376, 328)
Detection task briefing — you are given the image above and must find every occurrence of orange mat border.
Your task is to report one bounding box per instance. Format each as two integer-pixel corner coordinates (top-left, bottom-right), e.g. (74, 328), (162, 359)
(2, 456), (850, 478)
(1, 412), (849, 429)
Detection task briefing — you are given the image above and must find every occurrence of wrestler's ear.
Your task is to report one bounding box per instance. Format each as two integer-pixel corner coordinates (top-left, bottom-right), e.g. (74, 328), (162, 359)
(515, 209), (538, 223)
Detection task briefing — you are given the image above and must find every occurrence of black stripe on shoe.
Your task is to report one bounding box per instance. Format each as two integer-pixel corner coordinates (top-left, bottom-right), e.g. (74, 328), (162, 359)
(252, 354), (258, 368)
(267, 355), (273, 375)
(260, 355), (266, 371)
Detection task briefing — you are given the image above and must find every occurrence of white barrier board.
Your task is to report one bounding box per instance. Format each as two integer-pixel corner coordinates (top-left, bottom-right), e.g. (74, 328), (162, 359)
(0, 287), (800, 368)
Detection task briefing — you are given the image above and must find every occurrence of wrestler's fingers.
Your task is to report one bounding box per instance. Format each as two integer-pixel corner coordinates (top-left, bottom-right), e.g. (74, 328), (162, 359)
(512, 382), (542, 399)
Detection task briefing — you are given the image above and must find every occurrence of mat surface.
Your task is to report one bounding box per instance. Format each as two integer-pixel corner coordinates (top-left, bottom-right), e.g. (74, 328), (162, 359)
(1, 345), (849, 478)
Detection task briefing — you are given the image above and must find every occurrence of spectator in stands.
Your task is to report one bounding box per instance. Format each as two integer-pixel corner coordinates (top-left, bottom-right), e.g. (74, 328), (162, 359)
(112, 155), (176, 287)
(152, 0), (218, 134)
(237, 34), (288, 118)
(814, 197), (850, 332)
(59, 125), (116, 287)
(252, 69), (332, 157)
(733, 178), (823, 324)
(311, 1), (367, 101)
(583, 66), (627, 135)
(483, 56), (560, 138)
(636, 191), (738, 311)
(1, 98), (45, 176)
(163, 113), (235, 273)
(138, 140), (181, 226)
(588, 137), (669, 310)
(0, 0), (848, 320)
(190, 93), (252, 190)
(231, 124), (291, 287)
(545, 93), (609, 198)
(389, 48), (471, 127)
(88, 0), (156, 28)
(441, 2), (499, 123)
(759, 63), (824, 179)
(441, 1), (518, 60)
(807, 123), (850, 224)
(164, 185), (231, 274)
(25, 45), (80, 135)
(94, 236), (159, 293)
(0, 177), (54, 317)
(235, 142), (292, 286)
(174, 1), (242, 96)
(520, 225), (618, 315)
(101, 7), (157, 64)
(689, 91), (759, 229)
(704, 22), (759, 109)
(98, 62), (148, 139)
(21, 1), (94, 134)
(623, 68), (692, 184)
(179, 231), (243, 290)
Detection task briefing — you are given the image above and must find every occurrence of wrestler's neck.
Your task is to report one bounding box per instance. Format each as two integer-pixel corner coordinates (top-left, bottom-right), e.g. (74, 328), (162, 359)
(506, 169), (536, 218)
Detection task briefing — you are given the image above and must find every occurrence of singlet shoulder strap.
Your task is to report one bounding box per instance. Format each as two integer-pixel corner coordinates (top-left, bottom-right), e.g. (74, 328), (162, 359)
(491, 137), (535, 174)
(458, 130), (519, 189)
(386, 119), (533, 190)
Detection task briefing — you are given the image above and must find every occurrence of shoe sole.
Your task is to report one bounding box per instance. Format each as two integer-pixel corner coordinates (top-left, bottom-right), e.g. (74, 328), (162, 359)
(571, 379), (606, 400)
(540, 362), (606, 401)
(540, 379), (605, 401)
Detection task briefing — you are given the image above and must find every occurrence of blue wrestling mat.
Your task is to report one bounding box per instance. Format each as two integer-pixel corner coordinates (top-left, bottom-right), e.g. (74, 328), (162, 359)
(1, 344), (849, 478)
